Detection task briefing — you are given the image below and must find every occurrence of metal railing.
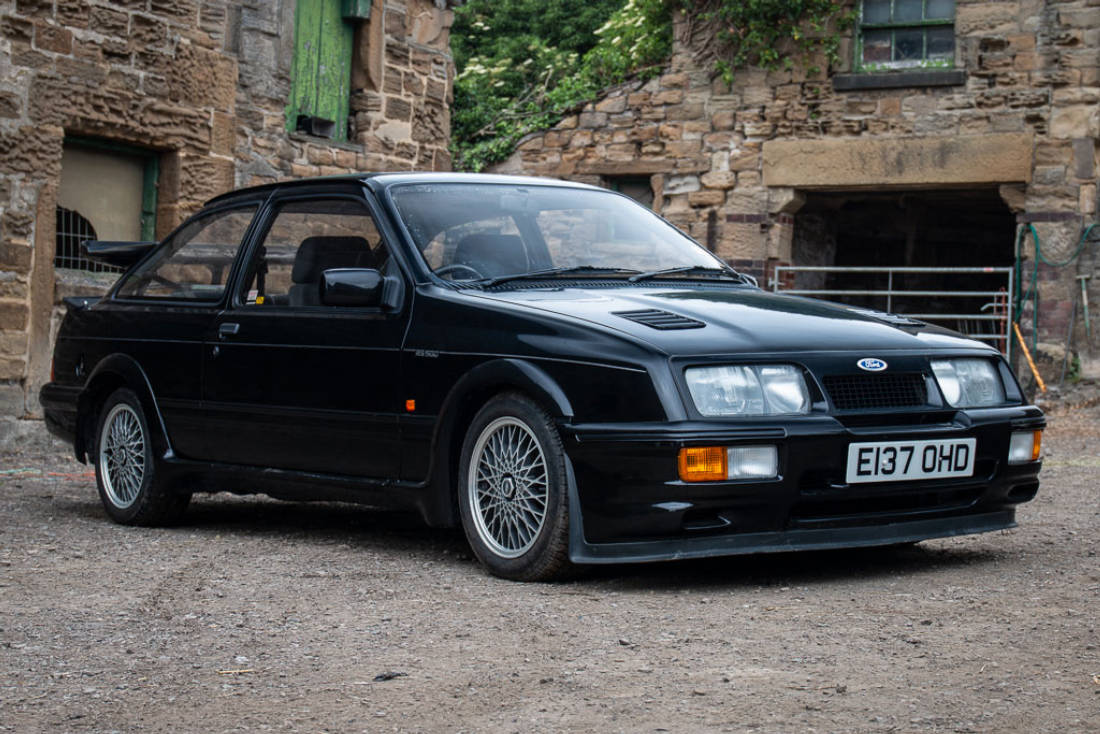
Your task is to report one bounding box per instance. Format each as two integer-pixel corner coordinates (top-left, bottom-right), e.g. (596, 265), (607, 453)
(772, 265), (1015, 357)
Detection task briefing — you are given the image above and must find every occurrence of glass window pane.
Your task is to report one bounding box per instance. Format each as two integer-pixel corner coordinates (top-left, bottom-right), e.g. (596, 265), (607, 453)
(927, 26), (955, 58)
(241, 199), (386, 307)
(117, 207), (257, 300)
(863, 29), (892, 63)
(895, 0), (923, 22)
(863, 0), (890, 23)
(927, 0), (955, 20)
(894, 28), (924, 60)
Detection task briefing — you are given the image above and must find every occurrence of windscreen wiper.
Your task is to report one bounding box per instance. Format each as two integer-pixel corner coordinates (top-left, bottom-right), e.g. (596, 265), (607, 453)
(628, 265), (754, 284)
(481, 265), (641, 287)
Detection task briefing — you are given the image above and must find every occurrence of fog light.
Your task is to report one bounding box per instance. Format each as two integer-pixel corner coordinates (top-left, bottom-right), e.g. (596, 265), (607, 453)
(1008, 430), (1042, 465)
(728, 445), (778, 479)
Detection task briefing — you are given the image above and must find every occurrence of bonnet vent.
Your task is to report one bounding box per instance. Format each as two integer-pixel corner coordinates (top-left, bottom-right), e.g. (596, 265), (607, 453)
(613, 308), (705, 330)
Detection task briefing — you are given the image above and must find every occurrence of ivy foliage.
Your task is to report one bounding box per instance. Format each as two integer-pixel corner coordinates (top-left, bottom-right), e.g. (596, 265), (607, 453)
(686, 0), (854, 82)
(451, 0), (672, 172)
(449, 0), (852, 172)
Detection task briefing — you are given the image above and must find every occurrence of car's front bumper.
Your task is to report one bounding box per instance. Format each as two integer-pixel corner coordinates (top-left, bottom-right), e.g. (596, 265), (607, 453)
(561, 406), (1044, 563)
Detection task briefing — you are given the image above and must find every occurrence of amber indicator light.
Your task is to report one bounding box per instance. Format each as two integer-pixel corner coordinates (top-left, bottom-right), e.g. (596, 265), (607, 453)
(1031, 430), (1042, 461)
(405, 399), (416, 413)
(678, 446), (727, 482)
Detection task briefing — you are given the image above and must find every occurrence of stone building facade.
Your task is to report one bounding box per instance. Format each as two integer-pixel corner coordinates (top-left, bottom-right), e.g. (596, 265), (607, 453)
(498, 1), (1100, 377)
(0, 0), (457, 431)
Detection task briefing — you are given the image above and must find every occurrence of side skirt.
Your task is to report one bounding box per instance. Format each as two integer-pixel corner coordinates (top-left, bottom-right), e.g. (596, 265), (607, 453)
(157, 455), (428, 514)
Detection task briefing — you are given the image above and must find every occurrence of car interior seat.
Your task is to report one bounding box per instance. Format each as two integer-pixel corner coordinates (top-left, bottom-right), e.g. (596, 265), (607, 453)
(288, 236), (373, 306)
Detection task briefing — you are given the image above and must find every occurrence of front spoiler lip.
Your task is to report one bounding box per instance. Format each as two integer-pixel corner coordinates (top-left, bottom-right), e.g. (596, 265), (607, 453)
(569, 503), (1016, 565)
(561, 453), (1021, 565)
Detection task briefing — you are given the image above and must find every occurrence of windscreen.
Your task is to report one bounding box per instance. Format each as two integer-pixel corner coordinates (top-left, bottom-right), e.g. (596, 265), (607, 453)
(390, 183), (724, 282)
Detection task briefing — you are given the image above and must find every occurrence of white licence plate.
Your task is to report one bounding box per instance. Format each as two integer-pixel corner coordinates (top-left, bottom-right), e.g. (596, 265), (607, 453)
(845, 438), (976, 484)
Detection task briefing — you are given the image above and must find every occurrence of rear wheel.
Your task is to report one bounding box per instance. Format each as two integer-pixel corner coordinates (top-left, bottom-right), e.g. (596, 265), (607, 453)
(94, 387), (189, 526)
(458, 393), (573, 581)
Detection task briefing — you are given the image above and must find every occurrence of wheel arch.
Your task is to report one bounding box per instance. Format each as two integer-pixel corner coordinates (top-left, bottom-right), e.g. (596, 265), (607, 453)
(76, 354), (173, 464)
(419, 358), (573, 528)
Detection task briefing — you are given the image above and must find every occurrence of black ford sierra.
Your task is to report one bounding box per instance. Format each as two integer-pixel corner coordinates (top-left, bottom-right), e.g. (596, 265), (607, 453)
(40, 173), (1045, 580)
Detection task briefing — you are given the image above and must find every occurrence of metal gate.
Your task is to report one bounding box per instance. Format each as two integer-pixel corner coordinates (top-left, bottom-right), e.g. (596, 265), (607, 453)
(771, 265), (1015, 357)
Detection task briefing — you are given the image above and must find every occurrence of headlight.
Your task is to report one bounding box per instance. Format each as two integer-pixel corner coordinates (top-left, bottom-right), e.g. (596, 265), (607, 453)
(685, 364), (810, 416)
(931, 358), (1005, 407)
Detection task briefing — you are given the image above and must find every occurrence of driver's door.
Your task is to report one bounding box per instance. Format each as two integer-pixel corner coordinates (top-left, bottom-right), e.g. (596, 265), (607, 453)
(200, 192), (407, 478)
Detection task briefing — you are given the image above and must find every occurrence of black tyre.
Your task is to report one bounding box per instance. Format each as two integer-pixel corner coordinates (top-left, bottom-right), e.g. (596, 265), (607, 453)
(93, 387), (189, 526)
(457, 392), (574, 581)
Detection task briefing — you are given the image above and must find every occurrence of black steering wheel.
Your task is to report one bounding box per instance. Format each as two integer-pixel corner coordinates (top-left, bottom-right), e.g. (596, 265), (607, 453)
(435, 263), (485, 280)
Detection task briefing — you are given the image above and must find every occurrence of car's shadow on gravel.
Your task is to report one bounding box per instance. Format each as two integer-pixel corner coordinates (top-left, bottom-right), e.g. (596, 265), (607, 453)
(55, 492), (1009, 588)
(591, 542), (1006, 591)
(182, 494), (472, 551)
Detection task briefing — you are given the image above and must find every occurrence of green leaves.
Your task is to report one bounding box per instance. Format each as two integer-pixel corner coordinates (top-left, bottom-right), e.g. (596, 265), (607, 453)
(687, 0), (853, 80)
(451, 0), (672, 172)
(449, 0), (852, 171)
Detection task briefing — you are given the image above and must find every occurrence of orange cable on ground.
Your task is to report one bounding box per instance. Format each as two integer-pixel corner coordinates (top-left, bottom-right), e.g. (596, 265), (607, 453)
(1013, 322), (1047, 393)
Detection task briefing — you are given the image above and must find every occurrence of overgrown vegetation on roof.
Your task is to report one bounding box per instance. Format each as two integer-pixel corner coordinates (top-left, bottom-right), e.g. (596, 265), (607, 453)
(449, 0), (852, 172)
(450, 0), (672, 172)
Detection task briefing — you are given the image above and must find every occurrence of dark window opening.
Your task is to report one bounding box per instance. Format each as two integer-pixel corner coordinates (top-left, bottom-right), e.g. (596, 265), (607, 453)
(56, 137), (159, 274)
(859, 0), (955, 71)
(604, 176), (655, 209)
(790, 189), (1016, 350)
(55, 206), (121, 273)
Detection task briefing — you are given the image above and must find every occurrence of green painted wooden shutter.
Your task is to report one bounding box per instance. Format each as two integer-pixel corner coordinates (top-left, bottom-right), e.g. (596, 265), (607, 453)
(286, 0), (354, 141)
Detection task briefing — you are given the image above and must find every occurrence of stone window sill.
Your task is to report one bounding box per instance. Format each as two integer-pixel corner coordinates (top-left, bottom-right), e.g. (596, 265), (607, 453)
(288, 132), (364, 153)
(832, 70), (966, 92)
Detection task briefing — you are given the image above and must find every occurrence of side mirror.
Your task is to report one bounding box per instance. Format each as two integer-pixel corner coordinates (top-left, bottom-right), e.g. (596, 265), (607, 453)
(320, 268), (385, 307)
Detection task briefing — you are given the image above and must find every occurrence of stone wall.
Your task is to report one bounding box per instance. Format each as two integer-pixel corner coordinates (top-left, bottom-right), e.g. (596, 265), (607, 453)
(235, 0), (454, 187)
(0, 0), (456, 429)
(496, 1), (1099, 370)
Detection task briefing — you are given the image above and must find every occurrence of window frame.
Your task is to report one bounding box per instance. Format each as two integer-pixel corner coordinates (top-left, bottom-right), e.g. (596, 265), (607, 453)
(856, 0), (956, 73)
(55, 136), (160, 274)
(231, 192), (398, 312)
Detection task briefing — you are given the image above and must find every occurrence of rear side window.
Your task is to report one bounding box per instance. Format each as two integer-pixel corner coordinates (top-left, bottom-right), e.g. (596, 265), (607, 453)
(116, 206), (257, 301)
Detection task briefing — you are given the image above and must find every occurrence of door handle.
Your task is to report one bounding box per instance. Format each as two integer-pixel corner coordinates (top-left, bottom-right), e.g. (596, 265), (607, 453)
(218, 322), (240, 339)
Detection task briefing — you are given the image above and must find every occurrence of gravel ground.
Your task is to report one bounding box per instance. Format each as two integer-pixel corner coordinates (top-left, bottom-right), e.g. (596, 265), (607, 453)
(1, 409), (1098, 733)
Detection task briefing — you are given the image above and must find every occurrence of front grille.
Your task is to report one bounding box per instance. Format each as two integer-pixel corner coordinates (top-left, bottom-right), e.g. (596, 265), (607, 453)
(822, 373), (928, 411)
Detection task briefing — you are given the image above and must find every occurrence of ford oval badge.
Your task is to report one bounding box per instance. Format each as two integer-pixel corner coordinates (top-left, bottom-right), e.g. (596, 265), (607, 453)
(857, 358), (888, 372)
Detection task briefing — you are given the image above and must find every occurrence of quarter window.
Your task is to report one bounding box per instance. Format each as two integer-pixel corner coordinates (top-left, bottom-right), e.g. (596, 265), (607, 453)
(859, 0), (955, 70)
(240, 199), (387, 307)
(116, 206), (257, 301)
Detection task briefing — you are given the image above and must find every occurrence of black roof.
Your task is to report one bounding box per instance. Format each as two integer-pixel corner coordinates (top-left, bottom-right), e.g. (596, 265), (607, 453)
(204, 172), (597, 207)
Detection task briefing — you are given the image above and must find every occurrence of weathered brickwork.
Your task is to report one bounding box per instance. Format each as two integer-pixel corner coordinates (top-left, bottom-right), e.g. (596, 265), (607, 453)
(499, 2), (1099, 371)
(0, 0), (457, 422)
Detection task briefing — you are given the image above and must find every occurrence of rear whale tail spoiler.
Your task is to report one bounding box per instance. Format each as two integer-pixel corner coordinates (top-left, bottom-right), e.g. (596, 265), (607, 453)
(82, 240), (156, 268)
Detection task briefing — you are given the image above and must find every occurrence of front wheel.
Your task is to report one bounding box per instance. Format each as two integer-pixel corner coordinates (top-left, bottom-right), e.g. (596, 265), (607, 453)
(94, 387), (189, 526)
(457, 393), (573, 581)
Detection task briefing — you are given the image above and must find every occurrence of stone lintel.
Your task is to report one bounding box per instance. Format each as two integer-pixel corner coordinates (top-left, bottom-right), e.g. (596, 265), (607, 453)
(574, 160), (677, 176)
(762, 133), (1034, 189)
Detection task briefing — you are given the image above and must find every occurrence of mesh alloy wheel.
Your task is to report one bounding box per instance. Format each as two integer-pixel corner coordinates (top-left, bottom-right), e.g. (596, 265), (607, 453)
(98, 402), (147, 510)
(467, 416), (550, 558)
